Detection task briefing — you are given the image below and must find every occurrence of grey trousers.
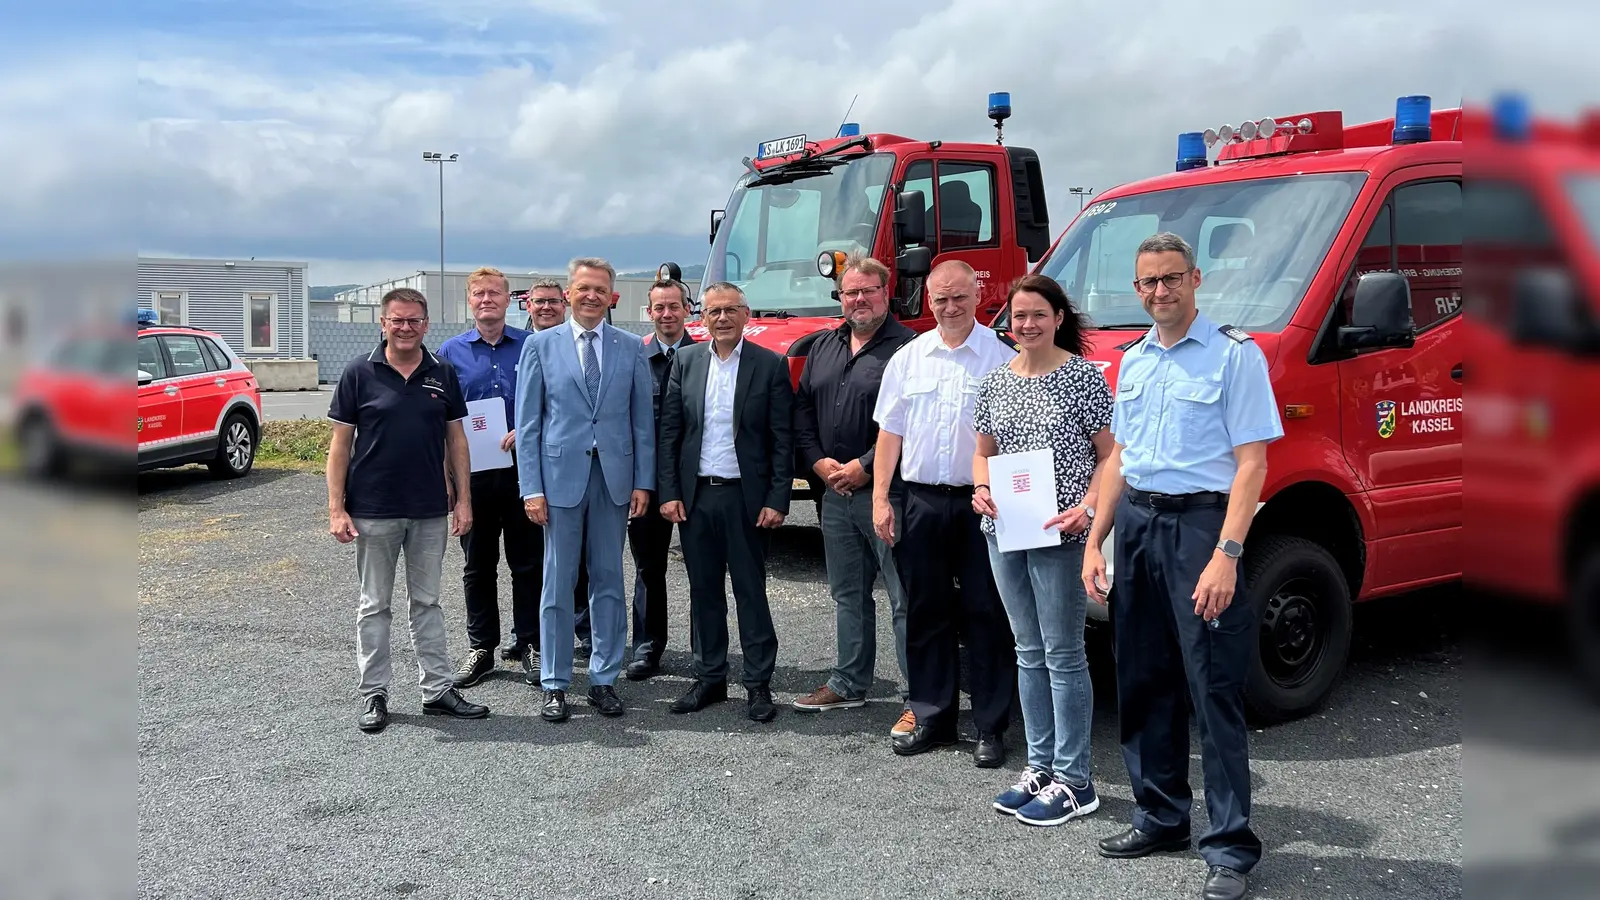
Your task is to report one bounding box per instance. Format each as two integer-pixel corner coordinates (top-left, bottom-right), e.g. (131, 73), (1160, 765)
(821, 489), (909, 701)
(353, 516), (454, 703)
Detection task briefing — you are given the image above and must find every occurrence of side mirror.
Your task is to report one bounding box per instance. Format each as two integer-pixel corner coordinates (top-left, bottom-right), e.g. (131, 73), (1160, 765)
(894, 189), (927, 247)
(138, 369), (153, 385)
(1337, 272), (1415, 352)
(895, 245), (932, 280)
(1511, 266), (1598, 351)
(709, 209), (725, 245)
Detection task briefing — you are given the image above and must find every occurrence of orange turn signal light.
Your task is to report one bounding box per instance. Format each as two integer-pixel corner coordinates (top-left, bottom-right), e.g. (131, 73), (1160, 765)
(1283, 404), (1314, 419)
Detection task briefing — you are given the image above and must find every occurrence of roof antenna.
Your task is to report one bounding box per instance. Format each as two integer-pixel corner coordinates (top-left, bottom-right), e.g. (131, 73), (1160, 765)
(835, 93), (859, 138)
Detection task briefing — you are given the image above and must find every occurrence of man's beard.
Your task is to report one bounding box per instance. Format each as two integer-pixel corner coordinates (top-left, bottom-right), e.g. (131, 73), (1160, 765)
(846, 310), (887, 334)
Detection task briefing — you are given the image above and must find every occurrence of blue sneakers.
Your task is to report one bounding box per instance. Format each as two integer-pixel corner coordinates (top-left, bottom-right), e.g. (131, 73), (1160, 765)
(992, 766), (1051, 815)
(1015, 778), (1100, 826)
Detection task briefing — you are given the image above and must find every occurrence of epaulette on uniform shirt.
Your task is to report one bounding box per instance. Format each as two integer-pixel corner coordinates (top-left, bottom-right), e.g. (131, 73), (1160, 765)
(1219, 324), (1253, 343)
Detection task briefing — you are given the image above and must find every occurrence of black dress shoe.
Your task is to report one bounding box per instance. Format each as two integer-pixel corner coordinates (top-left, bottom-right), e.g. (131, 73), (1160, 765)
(670, 680), (728, 714)
(747, 684), (777, 722)
(891, 723), (958, 756)
(624, 658), (660, 681)
(357, 695), (388, 733)
(520, 645), (541, 685)
(974, 733), (1006, 768)
(1202, 866), (1248, 900)
(587, 684), (625, 717)
(499, 641), (522, 662)
(1097, 827), (1192, 859)
(540, 689), (569, 722)
(422, 688), (490, 719)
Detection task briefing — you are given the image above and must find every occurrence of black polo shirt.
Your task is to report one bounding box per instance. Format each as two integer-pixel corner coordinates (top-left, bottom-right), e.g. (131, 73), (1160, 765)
(794, 316), (916, 475)
(328, 342), (468, 519)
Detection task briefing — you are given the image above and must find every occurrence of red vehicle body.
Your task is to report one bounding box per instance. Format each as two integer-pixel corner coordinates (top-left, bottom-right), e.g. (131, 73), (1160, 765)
(1461, 100), (1600, 694)
(10, 326), (135, 476)
(997, 98), (1466, 722)
(134, 319), (263, 478)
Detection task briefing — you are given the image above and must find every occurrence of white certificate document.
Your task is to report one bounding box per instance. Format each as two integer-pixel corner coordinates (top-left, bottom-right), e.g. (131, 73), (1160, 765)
(463, 398), (514, 472)
(988, 448), (1061, 553)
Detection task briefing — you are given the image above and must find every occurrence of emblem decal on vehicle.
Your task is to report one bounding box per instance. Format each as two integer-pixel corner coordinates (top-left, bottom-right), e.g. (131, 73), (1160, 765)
(1375, 400), (1396, 439)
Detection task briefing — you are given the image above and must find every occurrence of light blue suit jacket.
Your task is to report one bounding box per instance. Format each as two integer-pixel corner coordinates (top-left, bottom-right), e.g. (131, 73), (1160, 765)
(514, 321), (656, 508)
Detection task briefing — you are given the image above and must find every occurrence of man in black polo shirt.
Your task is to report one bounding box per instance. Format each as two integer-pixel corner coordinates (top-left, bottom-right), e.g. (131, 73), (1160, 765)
(791, 254), (915, 717)
(327, 287), (490, 733)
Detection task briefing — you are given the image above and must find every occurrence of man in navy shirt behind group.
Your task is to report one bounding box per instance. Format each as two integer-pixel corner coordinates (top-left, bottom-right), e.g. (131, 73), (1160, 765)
(327, 287), (490, 733)
(436, 267), (548, 690)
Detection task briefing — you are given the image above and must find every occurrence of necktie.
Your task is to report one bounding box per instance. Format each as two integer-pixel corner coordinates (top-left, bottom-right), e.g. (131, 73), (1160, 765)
(580, 330), (600, 403)
(665, 346), (676, 364)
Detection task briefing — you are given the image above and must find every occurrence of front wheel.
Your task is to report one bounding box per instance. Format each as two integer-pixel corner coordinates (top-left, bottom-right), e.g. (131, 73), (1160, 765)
(1242, 535), (1353, 725)
(18, 414), (65, 480)
(208, 413), (256, 479)
(1569, 552), (1600, 702)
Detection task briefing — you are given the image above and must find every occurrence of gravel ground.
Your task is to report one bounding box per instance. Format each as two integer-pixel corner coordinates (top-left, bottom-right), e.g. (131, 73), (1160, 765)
(138, 467), (1462, 900)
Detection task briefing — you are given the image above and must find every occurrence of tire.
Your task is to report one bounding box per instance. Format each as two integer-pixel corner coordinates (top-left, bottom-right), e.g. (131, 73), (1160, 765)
(1569, 552), (1600, 703)
(1242, 535), (1353, 725)
(18, 414), (65, 480)
(208, 413), (256, 479)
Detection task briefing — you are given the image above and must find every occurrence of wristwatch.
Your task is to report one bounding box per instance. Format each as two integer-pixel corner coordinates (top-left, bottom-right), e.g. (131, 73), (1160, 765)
(1081, 505), (1095, 521)
(1216, 539), (1243, 559)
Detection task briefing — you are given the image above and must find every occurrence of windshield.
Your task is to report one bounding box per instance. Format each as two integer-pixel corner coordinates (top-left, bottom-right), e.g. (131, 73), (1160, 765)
(704, 152), (895, 316)
(1569, 174), (1600, 251)
(1027, 172), (1366, 332)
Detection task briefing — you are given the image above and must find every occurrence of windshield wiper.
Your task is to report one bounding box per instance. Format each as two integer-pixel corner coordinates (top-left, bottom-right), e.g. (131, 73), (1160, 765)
(748, 136), (873, 187)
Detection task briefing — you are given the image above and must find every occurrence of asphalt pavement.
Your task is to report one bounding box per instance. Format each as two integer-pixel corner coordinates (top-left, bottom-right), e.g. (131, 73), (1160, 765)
(137, 468), (1464, 900)
(260, 386), (336, 421)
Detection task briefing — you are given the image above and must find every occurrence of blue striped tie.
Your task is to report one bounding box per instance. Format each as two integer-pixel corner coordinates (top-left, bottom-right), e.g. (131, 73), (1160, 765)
(580, 330), (600, 403)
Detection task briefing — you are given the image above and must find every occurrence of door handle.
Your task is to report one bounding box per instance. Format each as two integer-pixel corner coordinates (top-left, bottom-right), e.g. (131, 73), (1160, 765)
(164, 385), (179, 396)
(1450, 363), (1462, 381)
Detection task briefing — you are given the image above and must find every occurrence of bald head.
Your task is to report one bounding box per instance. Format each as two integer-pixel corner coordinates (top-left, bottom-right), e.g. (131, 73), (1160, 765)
(926, 260), (980, 338)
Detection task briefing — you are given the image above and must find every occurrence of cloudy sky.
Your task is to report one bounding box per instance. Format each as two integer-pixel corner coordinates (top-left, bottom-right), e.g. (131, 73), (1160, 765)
(1, 0), (1593, 287)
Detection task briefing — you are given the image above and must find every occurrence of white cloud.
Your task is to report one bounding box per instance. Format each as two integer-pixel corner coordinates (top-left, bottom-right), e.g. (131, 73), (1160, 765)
(1, 0), (1595, 270)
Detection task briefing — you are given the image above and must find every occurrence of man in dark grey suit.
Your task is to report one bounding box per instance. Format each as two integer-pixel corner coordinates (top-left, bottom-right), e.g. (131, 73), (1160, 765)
(657, 282), (794, 723)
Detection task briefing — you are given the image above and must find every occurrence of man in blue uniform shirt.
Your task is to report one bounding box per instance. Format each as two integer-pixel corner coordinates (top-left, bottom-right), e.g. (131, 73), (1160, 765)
(1081, 233), (1283, 900)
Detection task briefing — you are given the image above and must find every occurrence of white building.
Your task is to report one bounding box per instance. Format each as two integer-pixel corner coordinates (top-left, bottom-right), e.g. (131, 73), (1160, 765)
(330, 270), (667, 326)
(137, 257), (310, 359)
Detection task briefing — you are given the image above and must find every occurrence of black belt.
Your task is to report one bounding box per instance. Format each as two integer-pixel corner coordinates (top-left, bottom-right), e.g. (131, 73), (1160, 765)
(698, 475), (741, 486)
(1126, 487), (1228, 510)
(906, 482), (973, 494)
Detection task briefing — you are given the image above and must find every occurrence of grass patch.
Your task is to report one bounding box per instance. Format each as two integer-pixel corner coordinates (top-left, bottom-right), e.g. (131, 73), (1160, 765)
(0, 426), (15, 473)
(257, 419), (332, 472)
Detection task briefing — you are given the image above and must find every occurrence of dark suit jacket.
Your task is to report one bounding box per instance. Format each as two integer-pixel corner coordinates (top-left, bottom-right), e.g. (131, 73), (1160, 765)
(643, 331), (698, 425)
(658, 339), (794, 523)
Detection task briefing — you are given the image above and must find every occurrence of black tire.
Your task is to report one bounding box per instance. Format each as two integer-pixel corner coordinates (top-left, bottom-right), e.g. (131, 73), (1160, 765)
(1243, 535), (1353, 724)
(208, 413), (256, 479)
(1570, 552), (1600, 703)
(18, 413), (65, 480)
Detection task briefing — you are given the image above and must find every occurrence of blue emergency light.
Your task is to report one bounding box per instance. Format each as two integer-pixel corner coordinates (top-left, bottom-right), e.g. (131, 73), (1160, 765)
(1176, 131), (1208, 171)
(988, 92), (1011, 121)
(838, 122), (860, 137)
(1493, 92), (1530, 141)
(1393, 95), (1432, 144)
(137, 308), (159, 327)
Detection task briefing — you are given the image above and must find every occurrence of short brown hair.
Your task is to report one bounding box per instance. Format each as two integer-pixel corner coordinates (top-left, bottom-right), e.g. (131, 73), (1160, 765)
(836, 252), (890, 288)
(568, 257), (616, 288)
(466, 266), (509, 294)
(650, 279), (689, 305)
(381, 287), (428, 316)
(528, 277), (564, 294)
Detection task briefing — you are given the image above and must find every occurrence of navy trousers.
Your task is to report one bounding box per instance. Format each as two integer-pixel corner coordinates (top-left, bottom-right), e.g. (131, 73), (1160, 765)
(1111, 490), (1263, 874)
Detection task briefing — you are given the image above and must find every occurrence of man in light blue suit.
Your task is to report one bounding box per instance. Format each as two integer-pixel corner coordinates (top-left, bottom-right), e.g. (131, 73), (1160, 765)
(515, 257), (655, 723)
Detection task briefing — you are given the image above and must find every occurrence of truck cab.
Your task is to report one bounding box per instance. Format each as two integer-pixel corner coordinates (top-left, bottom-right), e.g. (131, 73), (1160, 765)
(664, 93), (1053, 386)
(1013, 97), (1464, 722)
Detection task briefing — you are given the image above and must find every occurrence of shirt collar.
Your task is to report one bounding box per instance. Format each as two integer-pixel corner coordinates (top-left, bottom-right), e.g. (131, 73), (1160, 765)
(711, 338), (744, 362)
(925, 320), (984, 355)
(368, 340), (439, 370)
(569, 317), (605, 340)
(1137, 310), (1216, 353)
(469, 323), (526, 346)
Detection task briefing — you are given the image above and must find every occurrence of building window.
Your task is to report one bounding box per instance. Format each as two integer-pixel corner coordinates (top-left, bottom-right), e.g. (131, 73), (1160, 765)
(245, 292), (276, 352)
(156, 291), (186, 325)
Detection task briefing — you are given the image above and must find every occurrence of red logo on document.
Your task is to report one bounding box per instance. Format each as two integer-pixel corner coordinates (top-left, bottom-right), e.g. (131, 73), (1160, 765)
(1011, 472), (1031, 493)
(470, 415), (488, 432)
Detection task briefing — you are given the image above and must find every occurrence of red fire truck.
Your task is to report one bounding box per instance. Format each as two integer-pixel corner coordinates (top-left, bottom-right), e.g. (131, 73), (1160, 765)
(664, 92), (1054, 384)
(1461, 96), (1600, 698)
(1012, 95), (1464, 722)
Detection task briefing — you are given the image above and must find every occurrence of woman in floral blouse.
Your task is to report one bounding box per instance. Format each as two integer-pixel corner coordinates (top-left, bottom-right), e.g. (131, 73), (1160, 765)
(972, 274), (1114, 827)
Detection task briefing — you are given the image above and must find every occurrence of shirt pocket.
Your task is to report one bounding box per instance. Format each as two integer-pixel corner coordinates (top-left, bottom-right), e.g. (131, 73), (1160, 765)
(1114, 379), (1149, 444)
(1170, 378), (1223, 440)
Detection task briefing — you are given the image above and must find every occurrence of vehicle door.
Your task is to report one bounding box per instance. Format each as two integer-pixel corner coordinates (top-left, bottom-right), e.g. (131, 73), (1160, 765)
(159, 333), (226, 443)
(1333, 167), (1462, 584)
(137, 335), (181, 449)
(896, 156), (1010, 324)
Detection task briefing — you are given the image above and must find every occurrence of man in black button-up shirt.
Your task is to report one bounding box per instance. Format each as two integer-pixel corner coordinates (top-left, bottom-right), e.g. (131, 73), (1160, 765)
(791, 255), (916, 715)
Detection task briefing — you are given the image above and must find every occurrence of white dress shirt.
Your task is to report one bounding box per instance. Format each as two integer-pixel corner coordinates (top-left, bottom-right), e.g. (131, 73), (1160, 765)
(872, 322), (1016, 486)
(698, 340), (743, 479)
(570, 317), (604, 374)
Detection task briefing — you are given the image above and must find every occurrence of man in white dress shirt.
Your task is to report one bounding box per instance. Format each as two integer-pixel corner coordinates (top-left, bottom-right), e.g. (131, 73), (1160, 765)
(872, 259), (1018, 766)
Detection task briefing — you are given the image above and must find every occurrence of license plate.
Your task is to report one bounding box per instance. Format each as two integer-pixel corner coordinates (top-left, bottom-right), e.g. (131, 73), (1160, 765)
(757, 134), (807, 159)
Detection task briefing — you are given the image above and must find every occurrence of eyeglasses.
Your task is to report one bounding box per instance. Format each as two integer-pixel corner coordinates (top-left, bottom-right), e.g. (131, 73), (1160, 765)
(384, 316), (427, 328)
(529, 298), (565, 307)
(840, 286), (885, 300)
(1133, 270), (1192, 294)
(702, 306), (747, 319)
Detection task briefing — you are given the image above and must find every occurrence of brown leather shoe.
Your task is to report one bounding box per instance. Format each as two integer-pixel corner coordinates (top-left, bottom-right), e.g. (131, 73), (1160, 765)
(890, 708), (917, 737)
(792, 685), (867, 711)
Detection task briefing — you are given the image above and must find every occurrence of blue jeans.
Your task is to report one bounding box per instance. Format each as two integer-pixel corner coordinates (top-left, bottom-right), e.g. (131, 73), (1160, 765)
(986, 535), (1094, 784)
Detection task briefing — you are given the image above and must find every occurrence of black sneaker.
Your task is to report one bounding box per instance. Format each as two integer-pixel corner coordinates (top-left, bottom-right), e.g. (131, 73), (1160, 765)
(520, 644), (541, 685)
(452, 648), (495, 688)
